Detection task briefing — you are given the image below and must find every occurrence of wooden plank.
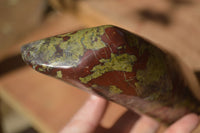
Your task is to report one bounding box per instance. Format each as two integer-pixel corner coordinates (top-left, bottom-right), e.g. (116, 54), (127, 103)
(77, 0), (200, 71)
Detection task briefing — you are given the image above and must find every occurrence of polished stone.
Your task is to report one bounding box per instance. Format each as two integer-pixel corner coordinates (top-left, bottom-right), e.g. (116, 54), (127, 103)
(21, 25), (200, 124)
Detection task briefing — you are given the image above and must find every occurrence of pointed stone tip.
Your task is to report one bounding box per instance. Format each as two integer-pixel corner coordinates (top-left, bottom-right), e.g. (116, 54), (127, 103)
(20, 40), (45, 67)
(21, 43), (30, 64)
(21, 25), (116, 70)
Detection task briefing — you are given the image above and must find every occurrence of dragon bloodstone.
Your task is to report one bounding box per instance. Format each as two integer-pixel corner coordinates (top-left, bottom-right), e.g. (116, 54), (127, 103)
(21, 25), (200, 124)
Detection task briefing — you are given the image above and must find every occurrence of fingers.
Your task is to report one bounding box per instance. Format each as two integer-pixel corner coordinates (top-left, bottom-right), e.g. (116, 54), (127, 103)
(130, 115), (160, 133)
(164, 113), (199, 133)
(108, 111), (140, 133)
(60, 95), (108, 133)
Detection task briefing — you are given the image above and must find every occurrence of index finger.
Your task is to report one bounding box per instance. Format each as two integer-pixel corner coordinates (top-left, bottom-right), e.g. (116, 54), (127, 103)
(60, 95), (108, 133)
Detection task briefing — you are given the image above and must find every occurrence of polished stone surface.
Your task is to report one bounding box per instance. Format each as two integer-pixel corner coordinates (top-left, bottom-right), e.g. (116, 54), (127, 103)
(21, 25), (200, 124)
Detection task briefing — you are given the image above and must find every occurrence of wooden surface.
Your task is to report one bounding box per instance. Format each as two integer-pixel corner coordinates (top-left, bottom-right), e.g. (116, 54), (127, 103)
(0, 0), (46, 61)
(1, 0), (200, 133)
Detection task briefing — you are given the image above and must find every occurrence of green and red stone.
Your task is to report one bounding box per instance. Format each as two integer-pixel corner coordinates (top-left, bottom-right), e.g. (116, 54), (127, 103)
(21, 25), (200, 124)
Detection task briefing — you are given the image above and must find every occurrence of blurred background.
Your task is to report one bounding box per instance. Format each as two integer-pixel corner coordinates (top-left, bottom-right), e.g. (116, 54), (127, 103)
(0, 0), (200, 133)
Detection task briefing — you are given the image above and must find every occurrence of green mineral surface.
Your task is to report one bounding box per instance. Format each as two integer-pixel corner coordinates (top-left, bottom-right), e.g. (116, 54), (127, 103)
(22, 25), (112, 69)
(109, 85), (123, 94)
(134, 45), (171, 98)
(56, 71), (63, 78)
(79, 53), (137, 84)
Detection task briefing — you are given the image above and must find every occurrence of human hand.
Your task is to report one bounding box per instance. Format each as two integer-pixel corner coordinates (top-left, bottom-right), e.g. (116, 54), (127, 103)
(60, 95), (199, 133)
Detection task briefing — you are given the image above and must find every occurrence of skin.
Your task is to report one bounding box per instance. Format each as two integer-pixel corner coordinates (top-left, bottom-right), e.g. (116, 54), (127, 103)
(60, 95), (199, 133)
